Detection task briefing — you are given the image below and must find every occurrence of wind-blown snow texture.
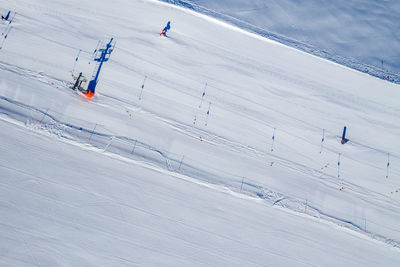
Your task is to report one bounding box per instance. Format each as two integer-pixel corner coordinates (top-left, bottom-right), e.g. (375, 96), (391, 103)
(1, 0), (400, 266)
(162, 0), (400, 83)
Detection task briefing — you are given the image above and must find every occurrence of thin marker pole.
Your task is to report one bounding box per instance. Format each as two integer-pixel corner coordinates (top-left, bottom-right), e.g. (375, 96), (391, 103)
(131, 140), (138, 155)
(305, 199), (308, 214)
(104, 137), (113, 152)
(38, 108), (49, 124)
(0, 27), (12, 50)
(178, 156), (185, 171)
(205, 102), (211, 126)
(199, 83), (207, 108)
(270, 128), (276, 152)
(320, 129), (325, 154)
(364, 217), (367, 232)
(88, 123), (97, 143)
(337, 153), (341, 178)
(139, 75), (147, 100)
(72, 49), (81, 74)
(191, 115), (197, 133)
(386, 153), (390, 178)
(8, 12), (16, 26)
(240, 177), (244, 193)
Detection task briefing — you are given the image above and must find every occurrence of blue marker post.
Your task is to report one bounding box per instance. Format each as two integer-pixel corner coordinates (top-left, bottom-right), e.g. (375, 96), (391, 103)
(199, 83), (207, 108)
(386, 153), (390, 178)
(139, 75), (147, 100)
(205, 102), (211, 126)
(270, 128), (276, 152)
(337, 152), (341, 178)
(0, 26), (12, 50)
(320, 128), (325, 154)
(71, 49), (81, 74)
(341, 126), (349, 144)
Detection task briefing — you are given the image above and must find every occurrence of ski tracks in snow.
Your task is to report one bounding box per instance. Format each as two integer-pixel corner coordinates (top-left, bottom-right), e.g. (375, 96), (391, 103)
(1, 93), (400, 250)
(1, 58), (399, 248)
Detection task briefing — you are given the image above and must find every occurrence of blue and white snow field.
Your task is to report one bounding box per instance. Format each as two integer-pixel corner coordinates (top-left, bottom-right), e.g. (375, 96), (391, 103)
(161, 0), (400, 83)
(0, 0), (400, 266)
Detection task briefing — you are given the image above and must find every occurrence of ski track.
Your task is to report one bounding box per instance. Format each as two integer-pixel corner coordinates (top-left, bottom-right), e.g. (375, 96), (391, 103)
(0, 181), (261, 266)
(1, 89), (400, 250)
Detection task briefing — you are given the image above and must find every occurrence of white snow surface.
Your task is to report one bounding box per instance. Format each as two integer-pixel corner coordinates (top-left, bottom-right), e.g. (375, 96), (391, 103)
(0, 0), (400, 266)
(162, 0), (400, 83)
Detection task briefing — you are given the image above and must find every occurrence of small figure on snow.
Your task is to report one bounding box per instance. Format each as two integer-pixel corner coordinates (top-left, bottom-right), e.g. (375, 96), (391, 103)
(1, 11), (10, 21)
(160, 21), (171, 37)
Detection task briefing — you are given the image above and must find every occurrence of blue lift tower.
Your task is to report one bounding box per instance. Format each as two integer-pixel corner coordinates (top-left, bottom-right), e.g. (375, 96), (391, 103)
(81, 37), (115, 98)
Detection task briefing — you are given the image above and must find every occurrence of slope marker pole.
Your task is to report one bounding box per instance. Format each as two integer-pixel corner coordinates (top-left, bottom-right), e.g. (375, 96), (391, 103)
(104, 137), (114, 152)
(131, 140), (138, 155)
(199, 83), (207, 108)
(386, 153), (390, 178)
(178, 156), (185, 172)
(71, 49), (82, 75)
(38, 108), (49, 124)
(205, 102), (211, 126)
(0, 26), (12, 50)
(191, 115), (197, 133)
(338, 153), (345, 190)
(139, 75), (147, 100)
(364, 217), (367, 232)
(88, 123), (97, 143)
(305, 199), (308, 214)
(320, 128), (325, 154)
(240, 177), (245, 193)
(270, 128), (276, 152)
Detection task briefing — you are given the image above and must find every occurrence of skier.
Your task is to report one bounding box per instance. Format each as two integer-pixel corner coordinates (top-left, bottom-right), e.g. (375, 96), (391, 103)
(160, 21), (171, 37)
(1, 11), (10, 21)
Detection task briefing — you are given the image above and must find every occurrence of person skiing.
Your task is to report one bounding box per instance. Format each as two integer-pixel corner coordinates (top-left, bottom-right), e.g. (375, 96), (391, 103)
(1, 11), (10, 21)
(160, 21), (171, 37)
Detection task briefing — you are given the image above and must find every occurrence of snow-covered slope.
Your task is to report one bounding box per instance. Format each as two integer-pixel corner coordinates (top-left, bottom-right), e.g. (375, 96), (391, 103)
(162, 0), (400, 83)
(1, 0), (400, 265)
